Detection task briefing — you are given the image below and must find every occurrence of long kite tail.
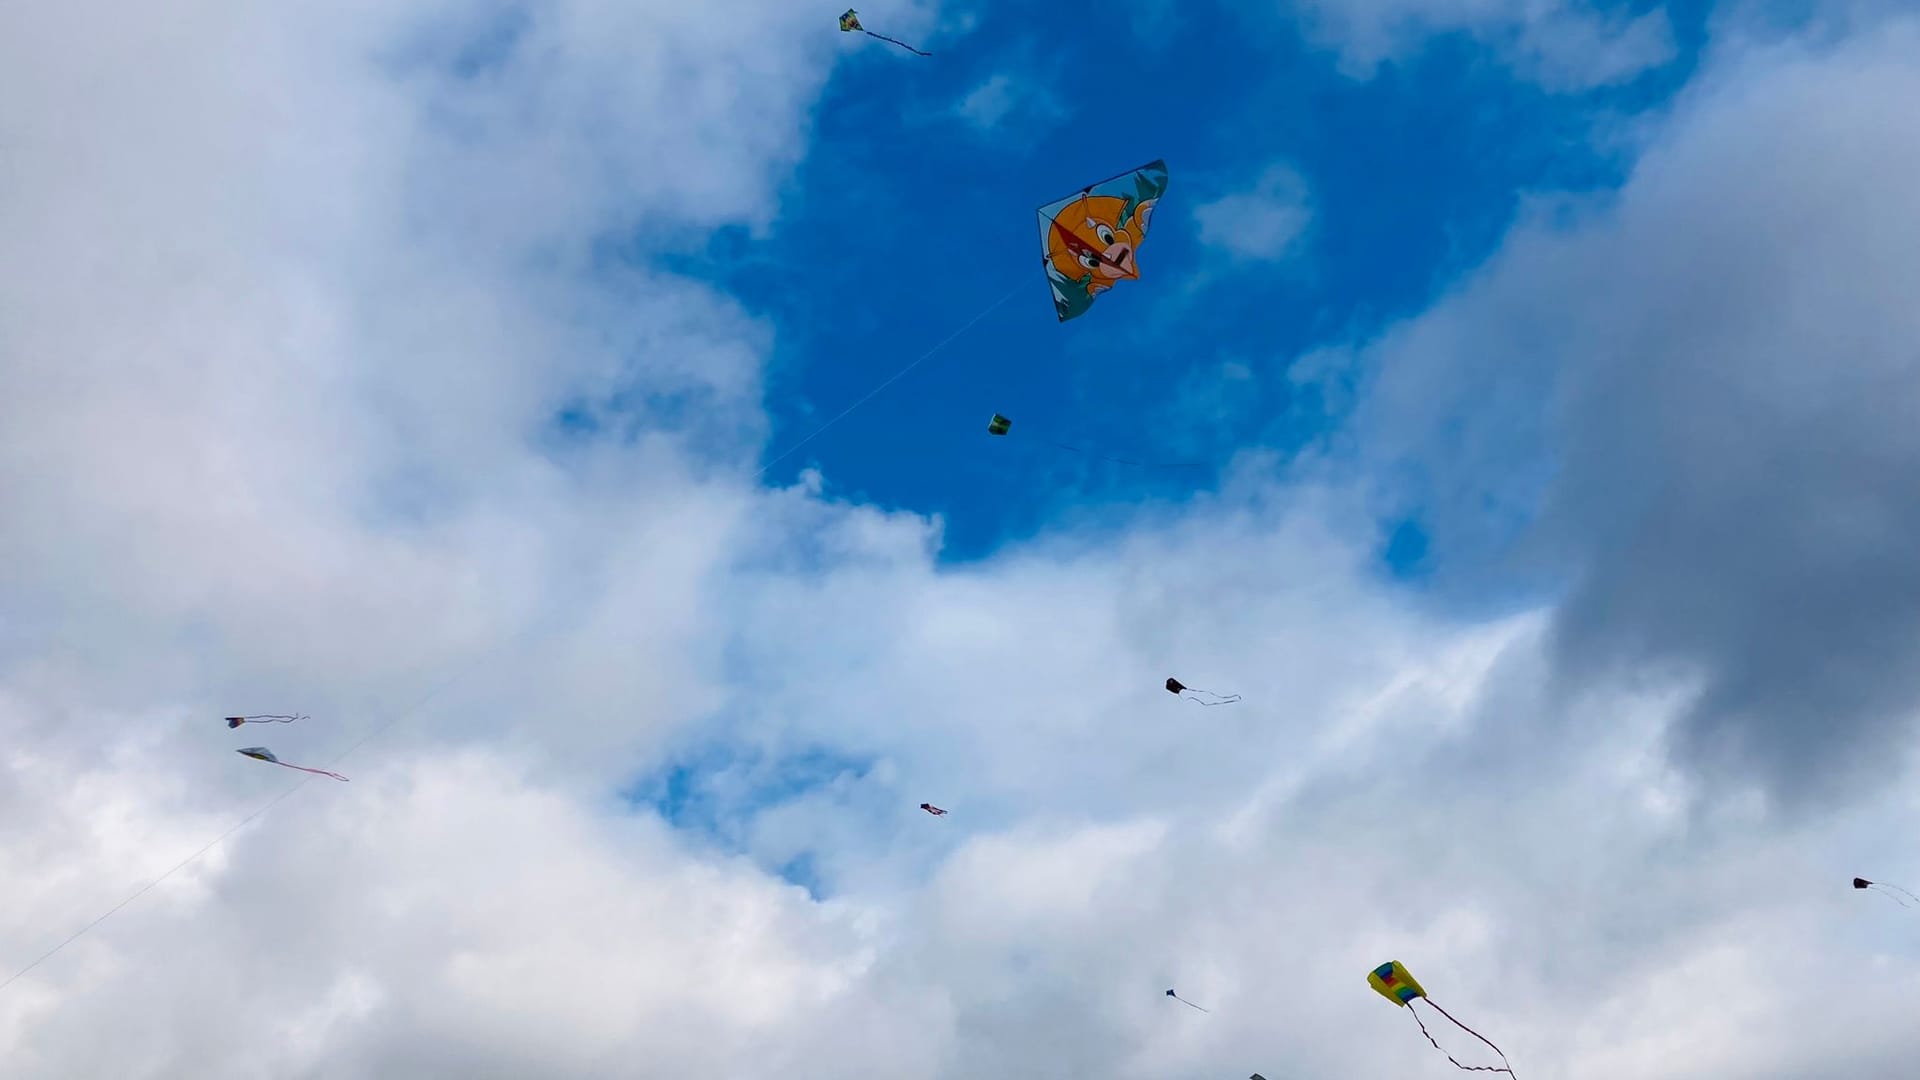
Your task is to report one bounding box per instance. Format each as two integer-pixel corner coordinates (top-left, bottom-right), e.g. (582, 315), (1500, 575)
(1411, 1001), (1516, 1077)
(278, 762), (349, 782)
(864, 29), (929, 55)
(237, 714), (306, 724)
(1181, 690), (1243, 706)
(1171, 994), (1210, 1012)
(1878, 882), (1920, 906)
(1868, 885), (1913, 908)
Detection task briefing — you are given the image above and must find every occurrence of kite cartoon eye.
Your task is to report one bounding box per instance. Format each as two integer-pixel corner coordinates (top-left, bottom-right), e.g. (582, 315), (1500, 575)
(1095, 223), (1116, 246)
(1077, 252), (1100, 270)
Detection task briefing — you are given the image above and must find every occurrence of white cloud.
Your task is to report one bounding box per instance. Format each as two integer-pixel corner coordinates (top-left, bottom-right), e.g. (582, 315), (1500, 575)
(3, 1), (1920, 1078)
(953, 69), (1063, 133)
(957, 73), (1021, 129)
(1286, 0), (1678, 90)
(1338, 18), (1920, 805)
(1194, 164), (1313, 262)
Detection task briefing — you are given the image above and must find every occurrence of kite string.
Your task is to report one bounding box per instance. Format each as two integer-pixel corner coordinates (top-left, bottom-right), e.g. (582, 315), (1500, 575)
(1, 269), (1028, 998)
(1414, 1000), (1517, 1077)
(0, 650), (484, 997)
(754, 277), (1026, 481)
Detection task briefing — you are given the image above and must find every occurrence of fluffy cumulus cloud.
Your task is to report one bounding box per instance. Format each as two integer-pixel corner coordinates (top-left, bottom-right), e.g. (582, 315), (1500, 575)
(4, 2), (1920, 1079)
(1342, 19), (1920, 811)
(1194, 164), (1313, 262)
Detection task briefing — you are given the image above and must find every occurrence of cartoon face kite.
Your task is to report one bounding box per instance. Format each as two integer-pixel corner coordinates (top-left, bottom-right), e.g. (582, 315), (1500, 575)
(1037, 160), (1167, 322)
(236, 747), (348, 782)
(1368, 962), (1514, 1076)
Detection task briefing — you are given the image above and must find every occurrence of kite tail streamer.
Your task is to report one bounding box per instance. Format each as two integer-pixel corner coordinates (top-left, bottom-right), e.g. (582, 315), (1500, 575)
(1411, 1001), (1516, 1077)
(1170, 994), (1210, 1012)
(864, 30), (929, 55)
(1182, 690), (1242, 706)
(1881, 883), (1920, 905)
(235, 714), (305, 724)
(278, 762), (349, 782)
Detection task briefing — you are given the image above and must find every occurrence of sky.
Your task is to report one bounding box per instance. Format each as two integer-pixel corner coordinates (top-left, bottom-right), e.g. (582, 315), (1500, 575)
(3, 0), (1920, 1076)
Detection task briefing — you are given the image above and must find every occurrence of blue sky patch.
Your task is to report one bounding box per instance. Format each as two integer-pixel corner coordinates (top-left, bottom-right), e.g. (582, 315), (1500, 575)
(576, 0), (1719, 571)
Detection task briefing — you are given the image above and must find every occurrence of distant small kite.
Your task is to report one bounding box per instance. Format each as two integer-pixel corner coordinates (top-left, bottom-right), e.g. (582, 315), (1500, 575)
(839, 9), (928, 55)
(1166, 677), (1240, 706)
(1368, 961), (1515, 1076)
(920, 802), (948, 816)
(1854, 876), (1918, 907)
(1165, 988), (1209, 1012)
(225, 714), (305, 728)
(236, 747), (348, 782)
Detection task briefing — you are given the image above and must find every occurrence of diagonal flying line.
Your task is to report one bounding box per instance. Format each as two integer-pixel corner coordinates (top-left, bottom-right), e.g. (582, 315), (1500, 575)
(0, 780), (310, 996)
(0, 657), (480, 996)
(754, 278), (1025, 480)
(2, 275), (1028, 994)
(3, 274), (1031, 997)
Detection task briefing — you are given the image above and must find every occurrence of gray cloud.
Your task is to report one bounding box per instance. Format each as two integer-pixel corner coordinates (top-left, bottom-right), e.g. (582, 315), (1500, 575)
(1343, 21), (1920, 807)
(1277, 0), (1677, 90)
(4, 0), (1920, 1076)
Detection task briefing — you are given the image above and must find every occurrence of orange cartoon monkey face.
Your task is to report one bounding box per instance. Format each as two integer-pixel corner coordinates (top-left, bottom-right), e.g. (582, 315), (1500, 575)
(1045, 193), (1156, 294)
